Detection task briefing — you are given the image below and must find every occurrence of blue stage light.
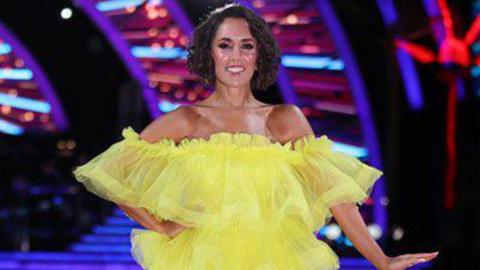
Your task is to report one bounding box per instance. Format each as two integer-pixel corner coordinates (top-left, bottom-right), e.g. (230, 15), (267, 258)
(281, 55), (344, 70)
(471, 66), (480, 77)
(70, 243), (131, 253)
(81, 234), (130, 244)
(472, 42), (480, 53)
(92, 225), (134, 234)
(0, 68), (33, 80)
(0, 43), (12, 55)
(96, 0), (145, 12)
(131, 46), (185, 59)
(0, 92), (51, 113)
(332, 141), (368, 158)
(158, 100), (181, 112)
(105, 216), (137, 226)
(0, 119), (24, 135)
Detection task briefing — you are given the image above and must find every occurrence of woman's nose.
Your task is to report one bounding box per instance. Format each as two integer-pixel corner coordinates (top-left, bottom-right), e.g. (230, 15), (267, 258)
(231, 45), (241, 59)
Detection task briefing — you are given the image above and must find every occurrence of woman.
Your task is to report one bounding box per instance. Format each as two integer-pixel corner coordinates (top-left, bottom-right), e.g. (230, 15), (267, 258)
(74, 3), (438, 270)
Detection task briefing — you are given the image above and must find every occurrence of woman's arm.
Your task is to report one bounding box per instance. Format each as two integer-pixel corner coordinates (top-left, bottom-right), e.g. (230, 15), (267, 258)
(121, 106), (196, 237)
(118, 203), (192, 238)
(117, 203), (167, 234)
(330, 202), (438, 270)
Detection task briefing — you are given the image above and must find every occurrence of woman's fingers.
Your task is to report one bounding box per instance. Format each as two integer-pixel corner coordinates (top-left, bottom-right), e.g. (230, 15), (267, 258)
(413, 252), (439, 261)
(387, 252), (439, 270)
(401, 252), (438, 260)
(413, 252), (439, 257)
(408, 253), (438, 268)
(165, 221), (192, 238)
(404, 258), (424, 268)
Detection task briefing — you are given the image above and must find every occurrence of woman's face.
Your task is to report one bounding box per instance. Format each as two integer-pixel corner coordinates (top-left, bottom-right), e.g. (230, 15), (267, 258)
(211, 17), (258, 88)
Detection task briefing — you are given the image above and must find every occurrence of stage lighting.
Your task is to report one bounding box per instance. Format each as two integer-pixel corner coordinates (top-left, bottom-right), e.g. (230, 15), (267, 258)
(392, 226), (404, 241)
(325, 224), (342, 240)
(380, 196), (389, 206)
(367, 224), (383, 240)
(61, 8), (73, 20)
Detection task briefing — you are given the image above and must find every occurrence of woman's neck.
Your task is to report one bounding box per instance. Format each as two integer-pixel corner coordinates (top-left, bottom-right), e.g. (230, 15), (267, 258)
(201, 84), (260, 108)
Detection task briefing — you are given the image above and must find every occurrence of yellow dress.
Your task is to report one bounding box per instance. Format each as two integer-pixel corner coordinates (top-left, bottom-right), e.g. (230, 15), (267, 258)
(73, 127), (383, 270)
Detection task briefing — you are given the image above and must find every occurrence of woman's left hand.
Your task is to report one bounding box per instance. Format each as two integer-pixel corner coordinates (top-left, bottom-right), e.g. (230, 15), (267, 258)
(381, 252), (439, 270)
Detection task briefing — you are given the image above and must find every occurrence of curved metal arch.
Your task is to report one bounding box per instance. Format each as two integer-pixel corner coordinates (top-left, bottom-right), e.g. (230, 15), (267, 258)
(74, 0), (160, 118)
(0, 21), (68, 133)
(315, 0), (387, 233)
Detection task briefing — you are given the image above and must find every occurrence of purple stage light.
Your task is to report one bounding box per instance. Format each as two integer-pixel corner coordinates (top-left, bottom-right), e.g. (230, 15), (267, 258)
(316, 0), (387, 234)
(375, 0), (425, 110)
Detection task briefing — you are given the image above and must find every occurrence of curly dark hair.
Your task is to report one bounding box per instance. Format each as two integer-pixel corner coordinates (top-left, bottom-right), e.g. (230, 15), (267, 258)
(186, 2), (281, 91)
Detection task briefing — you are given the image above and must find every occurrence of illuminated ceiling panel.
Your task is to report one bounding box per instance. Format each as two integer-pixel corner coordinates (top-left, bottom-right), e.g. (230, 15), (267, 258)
(0, 22), (68, 135)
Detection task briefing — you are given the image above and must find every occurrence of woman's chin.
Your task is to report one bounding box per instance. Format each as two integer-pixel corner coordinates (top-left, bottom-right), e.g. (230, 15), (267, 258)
(217, 80), (251, 89)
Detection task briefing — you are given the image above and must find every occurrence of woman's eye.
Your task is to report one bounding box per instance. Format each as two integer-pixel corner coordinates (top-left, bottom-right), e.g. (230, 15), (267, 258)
(218, 43), (231, 49)
(242, 44), (254, 49)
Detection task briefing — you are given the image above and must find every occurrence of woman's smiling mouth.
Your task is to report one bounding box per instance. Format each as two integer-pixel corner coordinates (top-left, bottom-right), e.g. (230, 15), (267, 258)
(226, 66), (245, 74)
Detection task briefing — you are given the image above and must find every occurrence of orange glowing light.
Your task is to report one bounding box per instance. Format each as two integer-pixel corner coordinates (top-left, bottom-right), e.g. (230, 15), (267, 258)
(286, 14), (298, 25)
(160, 83), (171, 92)
(179, 36), (188, 46)
(126, 5), (136, 13)
(23, 112), (34, 122)
(168, 27), (179, 39)
(148, 28), (159, 37)
(158, 8), (168, 18)
(164, 40), (175, 48)
(66, 140), (76, 150)
(147, 10), (159, 20)
(8, 89), (18, 97)
(1, 105), (11, 114)
(187, 91), (197, 101)
(14, 59), (24, 68)
(151, 42), (161, 50)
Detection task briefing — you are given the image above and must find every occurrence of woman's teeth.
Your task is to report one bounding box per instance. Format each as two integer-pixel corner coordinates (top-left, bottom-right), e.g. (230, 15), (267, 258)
(226, 67), (245, 73)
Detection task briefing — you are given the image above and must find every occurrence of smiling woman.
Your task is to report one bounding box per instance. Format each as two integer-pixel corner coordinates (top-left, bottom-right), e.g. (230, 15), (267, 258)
(186, 3), (281, 90)
(73, 2), (438, 270)
(211, 17), (258, 88)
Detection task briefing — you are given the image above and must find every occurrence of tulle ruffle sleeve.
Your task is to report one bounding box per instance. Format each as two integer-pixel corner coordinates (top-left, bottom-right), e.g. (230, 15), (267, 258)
(73, 127), (175, 213)
(292, 135), (383, 229)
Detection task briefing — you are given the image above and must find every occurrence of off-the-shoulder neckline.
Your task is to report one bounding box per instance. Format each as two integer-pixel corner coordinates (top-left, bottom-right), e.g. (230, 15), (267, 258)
(177, 131), (321, 147)
(185, 131), (282, 144)
(122, 127), (324, 151)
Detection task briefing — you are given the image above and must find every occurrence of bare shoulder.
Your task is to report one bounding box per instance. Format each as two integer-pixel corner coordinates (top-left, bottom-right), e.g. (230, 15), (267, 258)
(139, 105), (199, 143)
(267, 104), (314, 143)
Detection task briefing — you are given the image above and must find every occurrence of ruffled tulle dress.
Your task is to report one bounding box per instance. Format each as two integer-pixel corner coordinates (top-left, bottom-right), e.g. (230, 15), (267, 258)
(73, 127), (383, 270)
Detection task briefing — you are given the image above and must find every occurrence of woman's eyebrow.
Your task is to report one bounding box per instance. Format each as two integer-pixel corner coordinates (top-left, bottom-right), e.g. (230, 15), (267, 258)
(217, 37), (255, 42)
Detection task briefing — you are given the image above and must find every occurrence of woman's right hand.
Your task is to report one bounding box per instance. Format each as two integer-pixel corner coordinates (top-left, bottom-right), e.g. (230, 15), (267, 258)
(381, 252), (439, 270)
(156, 220), (193, 239)
(117, 203), (194, 239)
